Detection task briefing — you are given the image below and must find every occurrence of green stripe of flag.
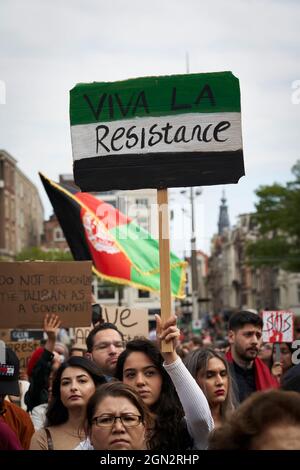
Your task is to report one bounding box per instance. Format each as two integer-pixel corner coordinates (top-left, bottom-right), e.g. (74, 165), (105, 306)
(111, 220), (186, 297)
(70, 71), (240, 125)
(112, 221), (185, 275)
(130, 263), (183, 297)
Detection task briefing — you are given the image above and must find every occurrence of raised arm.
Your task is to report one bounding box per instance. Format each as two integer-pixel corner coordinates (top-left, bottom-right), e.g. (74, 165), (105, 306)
(25, 314), (61, 412)
(156, 314), (214, 449)
(44, 313), (61, 352)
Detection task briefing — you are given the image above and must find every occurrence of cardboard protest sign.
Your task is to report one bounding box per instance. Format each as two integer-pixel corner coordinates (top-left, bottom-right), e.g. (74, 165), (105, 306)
(72, 327), (91, 351)
(5, 340), (41, 369)
(70, 72), (244, 191)
(102, 306), (148, 342)
(72, 306), (149, 349)
(0, 261), (92, 328)
(262, 310), (294, 343)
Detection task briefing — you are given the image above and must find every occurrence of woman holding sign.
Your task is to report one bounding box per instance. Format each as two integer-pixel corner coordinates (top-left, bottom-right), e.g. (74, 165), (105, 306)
(30, 356), (106, 450)
(115, 328), (214, 450)
(115, 338), (193, 450)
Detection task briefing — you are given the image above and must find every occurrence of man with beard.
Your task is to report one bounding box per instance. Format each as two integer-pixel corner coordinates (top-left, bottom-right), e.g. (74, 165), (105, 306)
(226, 311), (278, 403)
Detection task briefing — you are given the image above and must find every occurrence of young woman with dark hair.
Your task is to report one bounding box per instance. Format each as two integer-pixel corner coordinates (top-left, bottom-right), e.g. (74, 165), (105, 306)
(115, 323), (213, 451)
(115, 338), (190, 450)
(270, 342), (293, 383)
(183, 348), (236, 427)
(30, 356), (106, 450)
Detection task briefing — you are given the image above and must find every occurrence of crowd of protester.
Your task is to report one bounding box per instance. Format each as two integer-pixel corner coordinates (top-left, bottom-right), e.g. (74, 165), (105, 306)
(1, 307), (300, 450)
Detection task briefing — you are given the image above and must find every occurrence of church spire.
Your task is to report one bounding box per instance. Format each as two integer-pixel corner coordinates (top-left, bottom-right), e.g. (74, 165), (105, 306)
(218, 189), (230, 235)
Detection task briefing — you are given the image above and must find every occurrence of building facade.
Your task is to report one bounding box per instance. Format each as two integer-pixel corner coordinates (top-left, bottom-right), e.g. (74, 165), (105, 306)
(207, 199), (300, 316)
(0, 150), (44, 259)
(42, 213), (69, 251)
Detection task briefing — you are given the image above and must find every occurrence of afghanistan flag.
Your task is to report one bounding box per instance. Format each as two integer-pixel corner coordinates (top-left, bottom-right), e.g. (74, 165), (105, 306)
(40, 173), (186, 298)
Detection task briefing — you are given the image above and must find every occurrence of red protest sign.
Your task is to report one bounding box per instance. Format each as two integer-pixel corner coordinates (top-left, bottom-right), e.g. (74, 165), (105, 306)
(262, 310), (294, 343)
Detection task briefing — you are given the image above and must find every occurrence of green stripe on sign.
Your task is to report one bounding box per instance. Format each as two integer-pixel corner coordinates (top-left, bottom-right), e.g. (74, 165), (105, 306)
(70, 71), (241, 125)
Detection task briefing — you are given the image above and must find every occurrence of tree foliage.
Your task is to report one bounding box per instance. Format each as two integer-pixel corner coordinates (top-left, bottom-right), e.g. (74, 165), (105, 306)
(246, 161), (300, 271)
(15, 247), (73, 261)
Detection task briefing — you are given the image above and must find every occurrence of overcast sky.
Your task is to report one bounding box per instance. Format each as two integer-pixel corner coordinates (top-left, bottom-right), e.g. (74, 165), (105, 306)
(1, 0), (299, 256)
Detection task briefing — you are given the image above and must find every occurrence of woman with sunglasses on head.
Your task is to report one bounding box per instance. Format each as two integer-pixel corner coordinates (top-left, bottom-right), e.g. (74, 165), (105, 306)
(30, 356), (106, 450)
(115, 316), (213, 450)
(86, 382), (153, 450)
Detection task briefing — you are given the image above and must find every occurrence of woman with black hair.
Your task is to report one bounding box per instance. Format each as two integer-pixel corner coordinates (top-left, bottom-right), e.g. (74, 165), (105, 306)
(115, 327), (213, 450)
(115, 338), (190, 450)
(271, 342), (293, 383)
(30, 356), (106, 450)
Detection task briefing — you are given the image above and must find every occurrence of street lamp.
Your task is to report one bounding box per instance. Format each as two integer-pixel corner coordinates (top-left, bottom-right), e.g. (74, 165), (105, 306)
(180, 187), (202, 323)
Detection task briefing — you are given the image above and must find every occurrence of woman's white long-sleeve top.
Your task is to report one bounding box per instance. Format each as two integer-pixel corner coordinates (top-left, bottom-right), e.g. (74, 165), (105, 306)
(163, 356), (214, 450)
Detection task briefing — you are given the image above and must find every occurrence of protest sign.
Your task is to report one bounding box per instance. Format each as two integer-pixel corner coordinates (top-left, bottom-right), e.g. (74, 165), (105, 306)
(70, 71), (244, 352)
(72, 306), (149, 349)
(70, 72), (244, 192)
(102, 306), (148, 341)
(0, 261), (92, 328)
(262, 310), (294, 343)
(5, 340), (41, 369)
(72, 327), (91, 350)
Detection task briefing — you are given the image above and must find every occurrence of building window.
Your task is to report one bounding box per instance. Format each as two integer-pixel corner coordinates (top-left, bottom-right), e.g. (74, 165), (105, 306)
(10, 198), (15, 217)
(10, 167), (14, 188)
(4, 198), (9, 218)
(274, 288), (280, 308)
(97, 284), (116, 299)
(138, 289), (150, 298)
(241, 293), (247, 306)
(5, 228), (9, 249)
(135, 198), (149, 208)
(54, 227), (65, 241)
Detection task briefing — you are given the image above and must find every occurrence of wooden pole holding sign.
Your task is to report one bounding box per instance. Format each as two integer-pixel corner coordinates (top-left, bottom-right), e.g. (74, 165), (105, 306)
(157, 188), (173, 353)
(274, 342), (281, 363)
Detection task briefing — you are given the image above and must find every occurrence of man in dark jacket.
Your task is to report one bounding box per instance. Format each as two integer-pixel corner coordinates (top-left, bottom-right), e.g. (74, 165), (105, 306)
(226, 311), (278, 402)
